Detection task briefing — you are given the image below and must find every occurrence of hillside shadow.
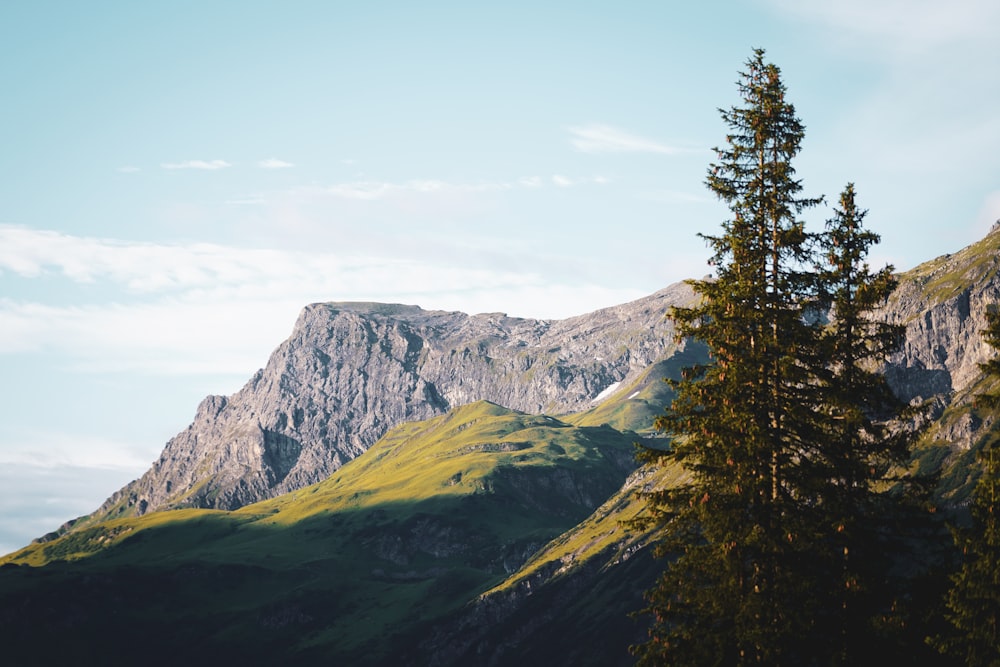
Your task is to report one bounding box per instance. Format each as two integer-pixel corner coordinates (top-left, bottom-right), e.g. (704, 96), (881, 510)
(0, 458), (645, 666)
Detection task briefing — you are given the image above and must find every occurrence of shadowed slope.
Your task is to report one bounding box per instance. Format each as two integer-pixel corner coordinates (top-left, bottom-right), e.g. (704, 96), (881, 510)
(0, 400), (647, 666)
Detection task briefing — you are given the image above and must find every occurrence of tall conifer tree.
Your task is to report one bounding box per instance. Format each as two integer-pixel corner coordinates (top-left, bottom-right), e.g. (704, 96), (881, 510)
(633, 53), (916, 665)
(633, 48), (823, 666)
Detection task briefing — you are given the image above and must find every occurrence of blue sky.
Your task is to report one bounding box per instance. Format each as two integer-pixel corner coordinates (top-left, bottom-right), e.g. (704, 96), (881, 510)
(2, 0), (999, 555)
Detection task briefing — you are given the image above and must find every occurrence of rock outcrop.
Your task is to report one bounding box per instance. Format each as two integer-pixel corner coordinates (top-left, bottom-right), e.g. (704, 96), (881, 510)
(881, 227), (1000, 405)
(91, 225), (1000, 523)
(94, 283), (697, 518)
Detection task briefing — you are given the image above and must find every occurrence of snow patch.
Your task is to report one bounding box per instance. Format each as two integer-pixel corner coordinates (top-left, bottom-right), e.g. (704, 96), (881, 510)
(591, 381), (621, 404)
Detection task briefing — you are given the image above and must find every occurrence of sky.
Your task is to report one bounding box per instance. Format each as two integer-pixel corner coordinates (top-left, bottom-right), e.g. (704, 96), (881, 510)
(2, 0), (999, 556)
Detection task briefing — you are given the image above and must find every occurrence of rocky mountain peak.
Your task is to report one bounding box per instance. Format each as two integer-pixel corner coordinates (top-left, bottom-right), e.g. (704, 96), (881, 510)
(86, 227), (1000, 525)
(91, 284), (696, 520)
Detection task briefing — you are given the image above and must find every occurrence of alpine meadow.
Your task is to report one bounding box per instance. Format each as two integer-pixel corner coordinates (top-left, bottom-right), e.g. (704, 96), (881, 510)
(3, 48), (1000, 667)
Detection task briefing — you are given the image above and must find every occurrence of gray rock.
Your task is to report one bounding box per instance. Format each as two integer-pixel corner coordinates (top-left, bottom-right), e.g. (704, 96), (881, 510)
(880, 228), (1000, 423)
(92, 225), (1000, 522)
(95, 283), (697, 518)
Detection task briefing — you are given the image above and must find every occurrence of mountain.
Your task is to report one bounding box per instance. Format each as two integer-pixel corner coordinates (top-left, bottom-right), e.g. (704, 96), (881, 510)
(2, 226), (999, 665)
(880, 226), (1000, 500)
(407, 228), (1000, 665)
(0, 400), (657, 666)
(882, 225), (1000, 405)
(71, 225), (1000, 530)
(77, 282), (697, 525)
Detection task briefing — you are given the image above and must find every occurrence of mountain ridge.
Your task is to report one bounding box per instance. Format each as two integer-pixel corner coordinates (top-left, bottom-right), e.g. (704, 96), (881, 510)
(43, 226), (1000, 538)
(3, 226), (1000, 665)
(73, 282), (697, 526)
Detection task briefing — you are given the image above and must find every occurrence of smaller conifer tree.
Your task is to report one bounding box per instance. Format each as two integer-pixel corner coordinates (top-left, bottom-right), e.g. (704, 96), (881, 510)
(633, 54), (924, 665)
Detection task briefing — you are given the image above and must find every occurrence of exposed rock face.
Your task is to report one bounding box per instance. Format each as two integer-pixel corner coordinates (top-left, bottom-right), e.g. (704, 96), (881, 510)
(881, 229), (1000, 406)
(93, 226), (1000, 522)
(96, 283), (697, 517)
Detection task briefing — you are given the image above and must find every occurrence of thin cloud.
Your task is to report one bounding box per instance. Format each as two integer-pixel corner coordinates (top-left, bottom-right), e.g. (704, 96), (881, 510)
(0, 463), (149, 556)
(764, 0), (1000, 182)
(0, 227), (647, 374)
(568, 123), (686, 155)
(160, 159), (232, 170)
(316, 175), (615, 200)
(320, 178), (521, 201)
(0, 431), (153, 471)
(257, 158), (294, 169)
(765, 0), (1000, 55)
(116, 165), (141, 173)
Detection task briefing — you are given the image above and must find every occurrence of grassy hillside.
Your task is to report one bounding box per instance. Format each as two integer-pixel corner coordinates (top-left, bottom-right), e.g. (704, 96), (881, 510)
(0, 400), (647, 666)
(1, 322), (989, 665)
(904, 226), (1000, 304)
(562, 340), (704, 433)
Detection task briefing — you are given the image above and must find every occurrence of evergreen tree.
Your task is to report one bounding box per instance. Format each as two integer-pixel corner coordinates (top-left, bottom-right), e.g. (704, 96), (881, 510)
(938, 306), (1000, 666)
(633, 53), (915, 665)
(812, 183), (918, 662)
(633, 48), (822, 666)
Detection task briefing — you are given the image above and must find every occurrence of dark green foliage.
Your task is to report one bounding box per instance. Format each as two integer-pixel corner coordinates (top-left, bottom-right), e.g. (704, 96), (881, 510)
(633, 51), (930, 665)
(809, 184), (938, 663)
(936, 307), (1000, 665)
(979, 307), (1000, 411)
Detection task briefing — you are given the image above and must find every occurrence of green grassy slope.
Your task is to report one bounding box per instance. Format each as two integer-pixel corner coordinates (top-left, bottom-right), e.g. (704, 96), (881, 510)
(0, 400), (647, 666)
(562, 340), (705, 433)
(903, 227), (1000, 305)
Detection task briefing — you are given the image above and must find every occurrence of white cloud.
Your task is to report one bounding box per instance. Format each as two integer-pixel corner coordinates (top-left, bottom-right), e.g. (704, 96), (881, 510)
(116, 165), (141, 173)
(0, 431), (153, 471)
(0, 226), (645, 375)
(160, 159), (232, 170)
(257, 158), (294, 169)
(0, 463), (150, 556)
(762, 0), (1000, 225)
(765, 0), (1000, 56)
(324, 181), (394, 200)
(547, 174), (607, 188)
(568, 123), (687, 155)
(318, 177), (548, 201)
(273, 174), (612, 206)
(0, 225), (290, 290)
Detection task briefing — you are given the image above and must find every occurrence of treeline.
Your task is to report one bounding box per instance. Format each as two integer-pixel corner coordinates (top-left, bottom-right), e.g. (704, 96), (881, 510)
(632, 50), (1000, 666)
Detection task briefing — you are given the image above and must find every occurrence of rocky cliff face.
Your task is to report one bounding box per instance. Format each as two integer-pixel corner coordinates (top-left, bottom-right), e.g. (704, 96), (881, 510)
(94, 283), (697, 518)
(410, 228), (1000, 666)
(881, 227), (1000, 426)
(91, 226), (1000, 523)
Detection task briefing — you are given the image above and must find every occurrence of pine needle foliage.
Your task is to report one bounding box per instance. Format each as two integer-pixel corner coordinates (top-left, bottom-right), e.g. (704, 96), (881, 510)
(632, 51), (919, 666)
